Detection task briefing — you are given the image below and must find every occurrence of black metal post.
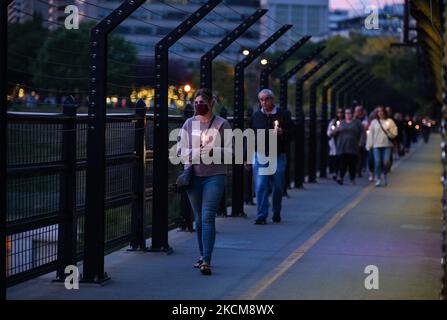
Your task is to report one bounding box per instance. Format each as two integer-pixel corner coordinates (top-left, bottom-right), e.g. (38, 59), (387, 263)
(55, 96), (78, 281)
(279, 46), (325, 111)
(151, 0), (222, 248)
(295, 81), (305, 188)
(129, 99), (147, 250)
(328, 67), (360, 116)
(260, 36), (311, 90)
(1, 0), (13, 300)
(344, 74), (373, 107)
(298, 53), (337, 183)
(232, 24), (292, 217)
(352, 77), (375, 105)
(336, 72), (367, 109)
(311, 60), (347, 179)
(83, 0), (147, 284)
(403, 0), (409, 43)
(201, 8), (267, 91)
(278, 46), (325, 188)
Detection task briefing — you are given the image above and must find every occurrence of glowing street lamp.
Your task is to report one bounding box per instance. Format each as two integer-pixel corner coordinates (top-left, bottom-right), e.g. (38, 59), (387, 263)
(260, 58), (268, 65)
(184, 84), (192, 93)
(242, 49), (250, 56)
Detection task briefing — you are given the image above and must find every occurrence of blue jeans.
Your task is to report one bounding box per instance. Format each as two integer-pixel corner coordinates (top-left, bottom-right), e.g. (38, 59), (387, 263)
(186, 174), (225, 265)
(252, 153), (287, 221)
(373, 147), (392, 179)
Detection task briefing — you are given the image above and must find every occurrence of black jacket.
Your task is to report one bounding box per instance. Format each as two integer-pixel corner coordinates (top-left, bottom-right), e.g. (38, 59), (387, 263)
(249, 106), (293, 156)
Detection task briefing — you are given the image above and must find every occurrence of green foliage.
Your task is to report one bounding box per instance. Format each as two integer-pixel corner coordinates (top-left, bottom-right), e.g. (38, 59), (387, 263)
(8, 20), (137, 98)
(7, 15), (48, 86)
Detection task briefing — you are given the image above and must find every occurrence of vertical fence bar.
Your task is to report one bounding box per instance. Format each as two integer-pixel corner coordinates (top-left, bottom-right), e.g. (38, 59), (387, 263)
(55, 96), (78, 281)
(232, 24), (292, 217)
(441, 0), (447, 299)
(321, 85), (330, 177)
(278, 46), (325, 189)
(328, 67), (359, 115)
(279, 46), (325, 112)
(311, 59), (347, 178)
(301, 53), (337, 183)
(83, 0), (146, 284)
(337, 73), (367, 109)
(151, 0), (222, 250)
(295, 82), (305, 188)
(0, 0), (12, 301)
(200, 8), (267, 91)
(260, 36), (311, 90)
(130, 99), (147, 250)
(344, 75), (373, 108)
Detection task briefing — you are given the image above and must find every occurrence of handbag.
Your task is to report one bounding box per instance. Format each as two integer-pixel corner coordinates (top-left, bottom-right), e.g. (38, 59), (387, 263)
(175, 115), (216, 193)
(377, 119), (395, 142)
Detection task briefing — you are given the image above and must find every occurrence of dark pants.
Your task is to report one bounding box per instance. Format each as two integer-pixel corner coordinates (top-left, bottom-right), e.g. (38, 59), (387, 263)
(329, 155), (340, 177)
(356, 147), (367, 176)
(339, 153), (358, 181)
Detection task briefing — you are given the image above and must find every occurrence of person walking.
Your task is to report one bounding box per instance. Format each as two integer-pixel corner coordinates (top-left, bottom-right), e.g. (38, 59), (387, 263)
(354, 105), (368, 177)
(178, 88), (232, 275)
(366, 106), (398, 187)
(246, 89), (293, 224)
(331, 108), (364, 185)
(327, 108), (344, 180)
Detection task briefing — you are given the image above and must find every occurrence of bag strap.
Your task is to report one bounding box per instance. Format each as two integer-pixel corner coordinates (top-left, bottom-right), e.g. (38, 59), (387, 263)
(377, 119), (393, 141)
(207, 115), (216, 130)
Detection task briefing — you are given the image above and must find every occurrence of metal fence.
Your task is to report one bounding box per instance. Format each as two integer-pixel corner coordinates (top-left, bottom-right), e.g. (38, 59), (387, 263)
(5, 102), (322, 289)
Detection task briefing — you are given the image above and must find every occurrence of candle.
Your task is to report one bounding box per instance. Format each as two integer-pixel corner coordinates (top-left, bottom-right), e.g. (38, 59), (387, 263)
(274, 120), (279, 129)
(201, 132), (207, 147)
(331, 125), (336, 131)
(336, 120), (340, 127)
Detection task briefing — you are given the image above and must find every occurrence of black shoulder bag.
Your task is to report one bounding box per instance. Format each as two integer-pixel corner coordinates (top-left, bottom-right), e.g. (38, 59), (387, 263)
(175, 116), (215, 193)
(377, 119), (395, 142)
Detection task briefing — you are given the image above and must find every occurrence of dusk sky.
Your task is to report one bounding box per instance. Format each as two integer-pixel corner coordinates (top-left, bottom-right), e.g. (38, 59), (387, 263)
(330, 0), (404, 12)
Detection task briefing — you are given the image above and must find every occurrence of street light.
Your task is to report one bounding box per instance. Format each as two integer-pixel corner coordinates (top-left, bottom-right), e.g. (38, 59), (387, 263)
(184, 84), (192, 93)
(260, 58), (268, 65)
(242, 49), (250, 56)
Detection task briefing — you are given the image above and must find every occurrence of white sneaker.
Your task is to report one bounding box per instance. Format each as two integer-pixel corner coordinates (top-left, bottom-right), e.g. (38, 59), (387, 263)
(368, 175), (374, 182)
(375, 179), (382, 187)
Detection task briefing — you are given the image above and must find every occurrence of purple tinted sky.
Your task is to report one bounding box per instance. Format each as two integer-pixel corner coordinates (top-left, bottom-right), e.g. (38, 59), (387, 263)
(330, 0), (404, 11)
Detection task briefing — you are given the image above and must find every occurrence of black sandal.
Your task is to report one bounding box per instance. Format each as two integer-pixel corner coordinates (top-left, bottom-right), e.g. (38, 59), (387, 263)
(193, 259), (203, 268)
(200, 263), (211, 275)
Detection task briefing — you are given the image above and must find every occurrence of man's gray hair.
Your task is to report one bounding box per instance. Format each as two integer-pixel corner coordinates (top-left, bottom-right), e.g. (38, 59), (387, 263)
(258, 89), (275, 100)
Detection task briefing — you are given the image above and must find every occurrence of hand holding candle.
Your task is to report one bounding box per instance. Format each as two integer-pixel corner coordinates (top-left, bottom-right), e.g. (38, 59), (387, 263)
(274, 120), (283, 135)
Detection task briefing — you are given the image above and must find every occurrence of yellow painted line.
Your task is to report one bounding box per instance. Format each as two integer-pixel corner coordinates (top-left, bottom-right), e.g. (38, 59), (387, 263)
(240, 149), (412, 300)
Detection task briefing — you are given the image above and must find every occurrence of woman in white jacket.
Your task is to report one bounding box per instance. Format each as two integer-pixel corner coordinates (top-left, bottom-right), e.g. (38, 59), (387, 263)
(366, 106), (398, 187)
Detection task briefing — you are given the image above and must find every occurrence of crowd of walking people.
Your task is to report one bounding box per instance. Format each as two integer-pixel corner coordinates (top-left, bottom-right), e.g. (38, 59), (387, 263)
(177, 87), (432, 276)
(327, 104), (429, 187)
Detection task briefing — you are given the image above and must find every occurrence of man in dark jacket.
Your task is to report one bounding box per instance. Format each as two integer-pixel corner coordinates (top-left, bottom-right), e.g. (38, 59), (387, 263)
(245, 89), (293, 224)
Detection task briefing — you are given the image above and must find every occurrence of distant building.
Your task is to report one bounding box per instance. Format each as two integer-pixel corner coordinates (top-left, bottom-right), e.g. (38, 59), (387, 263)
(85, 0), (262, 62)
(8, 0), (48, 24)
(260, 0), (329, 50)
(8, 0), (90, 29)
(329, 9), (349, 34)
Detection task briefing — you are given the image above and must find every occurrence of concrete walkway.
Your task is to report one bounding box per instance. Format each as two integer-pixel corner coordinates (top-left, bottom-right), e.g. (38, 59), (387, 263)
(7, 135), (443, 300)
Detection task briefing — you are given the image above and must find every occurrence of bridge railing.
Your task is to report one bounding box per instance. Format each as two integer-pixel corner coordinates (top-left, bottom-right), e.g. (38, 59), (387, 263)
(5, 105), (322, 289)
